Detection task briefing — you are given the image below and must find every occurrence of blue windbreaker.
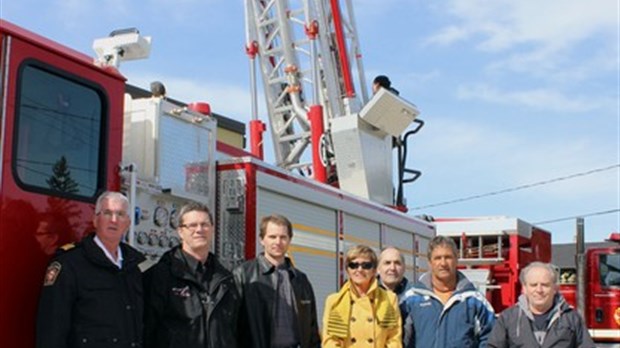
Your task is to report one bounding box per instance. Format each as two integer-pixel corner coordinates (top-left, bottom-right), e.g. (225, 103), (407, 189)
(401, 271), (495, 348)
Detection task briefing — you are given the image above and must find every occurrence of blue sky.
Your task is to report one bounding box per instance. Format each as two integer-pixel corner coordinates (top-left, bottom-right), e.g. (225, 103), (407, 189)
(2, 0), (618, 243)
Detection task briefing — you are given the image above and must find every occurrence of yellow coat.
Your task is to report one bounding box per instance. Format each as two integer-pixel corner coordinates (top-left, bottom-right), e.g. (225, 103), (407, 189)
(322, 280), (402, 348)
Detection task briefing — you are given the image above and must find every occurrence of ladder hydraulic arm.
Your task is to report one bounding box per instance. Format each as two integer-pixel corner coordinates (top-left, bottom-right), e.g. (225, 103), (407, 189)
(244, 0), (367, 179)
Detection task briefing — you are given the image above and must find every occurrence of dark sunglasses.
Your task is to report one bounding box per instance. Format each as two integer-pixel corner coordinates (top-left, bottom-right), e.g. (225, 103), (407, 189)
(347, 261), (375, 270)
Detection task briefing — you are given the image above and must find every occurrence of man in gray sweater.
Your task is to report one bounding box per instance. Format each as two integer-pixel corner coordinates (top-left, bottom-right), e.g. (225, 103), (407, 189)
(487, 262), (595, 348)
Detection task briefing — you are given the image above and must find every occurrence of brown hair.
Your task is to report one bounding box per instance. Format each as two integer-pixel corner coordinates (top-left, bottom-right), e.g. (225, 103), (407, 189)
(177, 202), (213, 227)
(259, 214), (293, 239)
(427, 235), (458, 260)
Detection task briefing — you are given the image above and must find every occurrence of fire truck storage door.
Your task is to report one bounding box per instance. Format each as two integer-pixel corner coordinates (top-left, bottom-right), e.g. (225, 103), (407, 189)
(416, 236), (431, 275)
(341, 213), (381, 285)
(382, 225), (418, 282)
(341, 213), (381, 256)
(257, 187), (338, 323)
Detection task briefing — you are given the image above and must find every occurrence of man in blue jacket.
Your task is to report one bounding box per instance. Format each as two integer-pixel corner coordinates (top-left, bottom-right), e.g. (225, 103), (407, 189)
(401, 236), (495, 348)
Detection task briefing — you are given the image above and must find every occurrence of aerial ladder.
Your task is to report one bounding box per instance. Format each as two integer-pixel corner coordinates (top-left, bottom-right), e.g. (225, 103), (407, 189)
(244, 0), (423, 208)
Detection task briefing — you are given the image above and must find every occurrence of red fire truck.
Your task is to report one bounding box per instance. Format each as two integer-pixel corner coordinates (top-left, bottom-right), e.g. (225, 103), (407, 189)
(0, 1), (434, 345)
(556, 233), (620, 343)
(435, 217), (620, 343)
(434, 216), (552, 313)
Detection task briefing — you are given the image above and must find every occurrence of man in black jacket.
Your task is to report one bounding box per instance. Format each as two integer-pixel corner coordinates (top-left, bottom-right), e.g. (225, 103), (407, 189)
(36, 191), (145, 348)
(143, 202), (239, 348)
(233, 214), (321, 348)
(487, 262), (595, 348)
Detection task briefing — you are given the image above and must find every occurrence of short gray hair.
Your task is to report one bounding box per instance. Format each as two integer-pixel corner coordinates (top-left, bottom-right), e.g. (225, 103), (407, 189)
(95, 191), (129, 214)
(520, 261), (559, 285)
(379, 246), (406, 266)
(427, 235), (458, 260)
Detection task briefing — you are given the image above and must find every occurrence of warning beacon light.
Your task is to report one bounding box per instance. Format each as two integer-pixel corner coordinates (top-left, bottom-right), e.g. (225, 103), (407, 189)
(93, 28), (151, 68)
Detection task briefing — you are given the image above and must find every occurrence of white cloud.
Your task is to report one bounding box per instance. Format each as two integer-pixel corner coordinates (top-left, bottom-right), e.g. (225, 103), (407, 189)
(51, 0), (131, 29)
(411, 117), (522, 176)
(456, 83), (611, 113)
(500, 140), (619, 198)
(428, 0), (616, 52)
(409, 116), (618, 219)
(353, 0), (401, 19)
(425, 0), (618, 82)
(126, 73), (254, 122)
(424, 25), (471, 46)
(47, 0), (223, 30)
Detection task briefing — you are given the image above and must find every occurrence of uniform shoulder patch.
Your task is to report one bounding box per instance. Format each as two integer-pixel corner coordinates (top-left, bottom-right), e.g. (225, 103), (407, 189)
(43, 261), (62, 286)
(59, 243), (76, 251)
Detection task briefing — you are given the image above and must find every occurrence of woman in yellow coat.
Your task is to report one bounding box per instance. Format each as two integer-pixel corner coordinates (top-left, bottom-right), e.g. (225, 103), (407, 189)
(322, 245), (402, 347)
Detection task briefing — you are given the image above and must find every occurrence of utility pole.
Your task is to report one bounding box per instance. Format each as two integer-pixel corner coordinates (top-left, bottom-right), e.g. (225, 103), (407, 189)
(575, 217), (586, 318)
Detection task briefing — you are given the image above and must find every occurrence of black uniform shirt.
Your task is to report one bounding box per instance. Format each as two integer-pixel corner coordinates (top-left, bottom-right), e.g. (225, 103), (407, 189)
(35, 233), (145, 348)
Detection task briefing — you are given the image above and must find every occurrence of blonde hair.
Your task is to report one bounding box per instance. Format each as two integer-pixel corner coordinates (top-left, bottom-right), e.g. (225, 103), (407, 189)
(345, 245), (377, 267)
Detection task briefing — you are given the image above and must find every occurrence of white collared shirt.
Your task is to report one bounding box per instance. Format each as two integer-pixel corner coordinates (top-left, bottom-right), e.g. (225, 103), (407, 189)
(94, 235), (124, 269)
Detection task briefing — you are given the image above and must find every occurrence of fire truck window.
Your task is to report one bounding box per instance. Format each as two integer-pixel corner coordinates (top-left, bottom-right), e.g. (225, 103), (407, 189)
(599, 254), (620, 287)
(14, 64), (103, 198)
(559, 268), (576, 284)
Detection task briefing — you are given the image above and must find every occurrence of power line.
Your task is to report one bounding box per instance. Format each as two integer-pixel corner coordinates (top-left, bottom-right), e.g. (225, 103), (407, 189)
(410, 164), (620, 211)
(534, 209), (620, 225)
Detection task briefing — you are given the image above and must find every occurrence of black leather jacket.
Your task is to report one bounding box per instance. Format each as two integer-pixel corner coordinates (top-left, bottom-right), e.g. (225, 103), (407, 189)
(233, 254), (321, 348)
(143, 247), (239, 348)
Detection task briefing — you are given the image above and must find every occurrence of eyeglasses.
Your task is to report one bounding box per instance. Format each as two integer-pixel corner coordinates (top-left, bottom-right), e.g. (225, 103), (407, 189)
(347, 261), (375, 270)
(97, 210), (128, 219)
(180, 222), (212, 230)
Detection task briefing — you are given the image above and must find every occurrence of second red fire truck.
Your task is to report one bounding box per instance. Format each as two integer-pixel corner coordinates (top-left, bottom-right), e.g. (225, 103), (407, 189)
(435, 216), (620, 343)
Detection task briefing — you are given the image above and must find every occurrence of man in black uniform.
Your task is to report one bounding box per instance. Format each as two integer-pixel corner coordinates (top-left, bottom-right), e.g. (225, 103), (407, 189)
(36, 191), (145, 348)
(143, 202), (239, 348)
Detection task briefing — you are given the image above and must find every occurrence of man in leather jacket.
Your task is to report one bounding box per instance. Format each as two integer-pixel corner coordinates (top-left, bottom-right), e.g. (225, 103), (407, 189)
(143, 202), (239, 348)
(233, 214), (321, 348)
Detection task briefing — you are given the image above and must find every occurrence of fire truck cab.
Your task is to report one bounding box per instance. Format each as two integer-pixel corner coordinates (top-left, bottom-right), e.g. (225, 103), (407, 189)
(556, 233), (620, 343)
(436, 215), (620, 344)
